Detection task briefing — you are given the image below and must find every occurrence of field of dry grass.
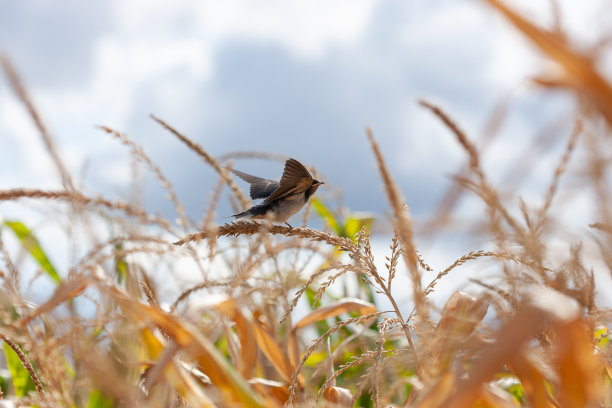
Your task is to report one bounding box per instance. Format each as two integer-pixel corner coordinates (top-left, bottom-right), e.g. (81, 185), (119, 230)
(1, 1), (612, 407)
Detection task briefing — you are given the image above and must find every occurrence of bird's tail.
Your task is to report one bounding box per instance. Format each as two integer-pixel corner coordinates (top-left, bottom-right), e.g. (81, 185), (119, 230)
(232, 204), (268, 219)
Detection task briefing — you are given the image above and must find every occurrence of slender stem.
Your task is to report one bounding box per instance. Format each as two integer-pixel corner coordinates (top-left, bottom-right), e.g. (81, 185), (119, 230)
(0, 334), (45, 394)
(383, 287), (421, 375)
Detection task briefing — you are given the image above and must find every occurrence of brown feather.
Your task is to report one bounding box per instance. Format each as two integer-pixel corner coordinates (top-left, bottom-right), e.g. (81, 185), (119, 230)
(263, 159), (313, 204)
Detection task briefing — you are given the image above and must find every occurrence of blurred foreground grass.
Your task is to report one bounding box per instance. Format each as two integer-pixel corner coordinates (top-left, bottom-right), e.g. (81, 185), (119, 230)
(1, 1), (612, 407)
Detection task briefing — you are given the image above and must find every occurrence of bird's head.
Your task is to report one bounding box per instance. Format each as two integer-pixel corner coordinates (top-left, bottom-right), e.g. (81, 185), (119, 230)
(307, 179), (324, 198)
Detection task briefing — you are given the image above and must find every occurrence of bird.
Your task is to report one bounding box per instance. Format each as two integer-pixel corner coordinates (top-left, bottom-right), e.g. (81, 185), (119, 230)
(231, 158), (324, 227)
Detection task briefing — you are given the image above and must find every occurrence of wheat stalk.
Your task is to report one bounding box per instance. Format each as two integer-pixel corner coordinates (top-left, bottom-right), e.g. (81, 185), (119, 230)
(99, 125), (190, 231)
(150, 114), (251, 210)
(0, 55), (75, 192)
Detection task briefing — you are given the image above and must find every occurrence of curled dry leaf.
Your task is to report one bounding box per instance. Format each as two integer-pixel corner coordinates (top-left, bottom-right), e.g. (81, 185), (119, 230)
(139, 330), (215, 408)
(426, 291), (488, 377)
(325, 338), (335, 388)
(475, 383), (521, 408)
(434, 292), (488, 337)
(508, 350), (552, 408)
(556, 319), (604, 407)
(324, 386), (353, 407)
(287, 320), (300, 370)
(416, 287), (584, 407)
(18, 275), (88, 326)
(483, 0), (612, 127)
(412, 372), (455, 408)
(106, 288), (267, 408)
(213, 298), (258, 378)
(248, 378), (290, 405)
(252, 311), (304, 387)
(294, 298), (377, 331)
(168, 360), (217, 408)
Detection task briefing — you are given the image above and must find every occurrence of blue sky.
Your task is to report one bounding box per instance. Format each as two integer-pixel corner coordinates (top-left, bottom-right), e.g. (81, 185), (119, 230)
(3, 0), (598, 220)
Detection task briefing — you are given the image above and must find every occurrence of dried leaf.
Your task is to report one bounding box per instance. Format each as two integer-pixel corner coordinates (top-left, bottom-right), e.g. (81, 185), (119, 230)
(476, 383), (521, 408)
(508, 351), (553, 408)
(324, 386), (353, 407)
(252, 311), (303, 387)
(483, 0), (612, 127)
(19, 275), (88, 326)
(556, 320), (604, 407)
(414, 372), (456, 408)
(294, 298), (376, 330)
(107, 288), (267, 407)
(418, 287), (581, 407)
(427, 291), (488, 376)
(139, 331), (216, 408)
(248, 378), (290, 405)
(214, 298), (258, 378)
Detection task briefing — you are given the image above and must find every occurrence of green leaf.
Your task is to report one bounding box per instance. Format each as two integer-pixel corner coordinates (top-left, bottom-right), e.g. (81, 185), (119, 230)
(344, 214), (375, 240)
(507, 382), (525, 404)
(356, 272), (376, 304)
(114, 242), (128, 284)
(3, 342), (37, 397)
(0, 372), (9, 398)
(87, 388), (114, 408)
(343, 217), (362, 240)
(311, 199), (376, 242)
(595, 325), (609, 349)
(311, 198), (343, 237)
(3, 220), (61, 285)
(355, 391), (374, 408)
(64, 358), (76, 379)
(214, 332), (231, 359)
(498, 376), (524, 404)
(304, 350), (328, 367)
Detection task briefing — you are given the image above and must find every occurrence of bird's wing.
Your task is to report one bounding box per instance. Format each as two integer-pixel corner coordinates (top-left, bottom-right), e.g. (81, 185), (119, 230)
(263, 158), (313, 204)
(232, 169), (280, 200)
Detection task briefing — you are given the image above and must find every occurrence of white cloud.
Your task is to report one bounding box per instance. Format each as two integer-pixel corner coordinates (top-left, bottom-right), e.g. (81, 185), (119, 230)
(94, 37), (212, 83)
(191, 0), (378, 59)
(0, 96), (60, 188)
(2, 0), (609, 222)
(109, 0), (377, 61)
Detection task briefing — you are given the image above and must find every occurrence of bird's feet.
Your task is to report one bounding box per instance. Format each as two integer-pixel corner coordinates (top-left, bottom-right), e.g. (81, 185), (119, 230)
(285, 222), (293, 229)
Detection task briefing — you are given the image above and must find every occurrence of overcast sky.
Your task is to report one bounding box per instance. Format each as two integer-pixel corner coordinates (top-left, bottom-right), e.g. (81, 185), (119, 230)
(1, 0), (610, 230)
(3, 1), (612, 310)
